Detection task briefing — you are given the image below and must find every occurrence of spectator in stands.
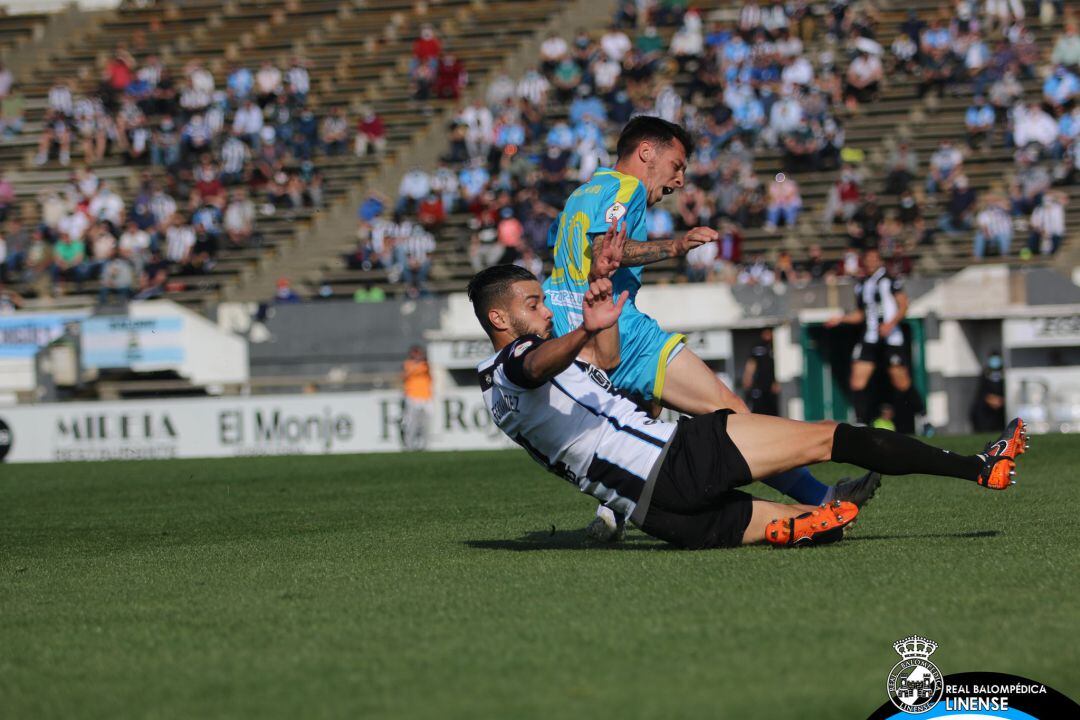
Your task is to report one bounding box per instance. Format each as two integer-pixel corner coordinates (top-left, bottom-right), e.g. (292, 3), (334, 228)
(782, 116), (822, 173)
(163, 213), (195, 267)
(434, 54), (467, 100)
(890, 30), (919, 76)
(737, 253), (776, 286)
(551, 55), (583, 102)
(52, 232), (89, 288)
(319, 107), (348, 156)
(884, 141), (919, 195)
(255, 61), (282, 108)
(397, 167), (431, 215)
(224, 189), (255, 248)
(938, 174), (977, 234)
(118, 219), (150, 272)
(539, 32), (569, 74)
(764, 174), (801, 232)
(0, 83), (24, 139)
(417, 192), (445, 231)
(98, 248), (134, 305)
(1011, 150), (1051, 214)
(965, 96), (996, 149)
(355, 107), (386, 157)
(274, 277), (301, 303)
(670, 10), (704, 72)
(1028, 191), (1065, 255)
(844, 50), (883, 109)
(150, 117), (180, 168)
(1043, 65), (1080, 113)
(916, 46), (953, 99)
(397, 226), (436, 298)
(926, 139), (964, 194)
(286, 58), (310, 105)
(601, 24), (632, 63)
(823, 164), (863, 224)
(226, 63), (253, 102)
(133, 248), (168, 300)
(973, 198), (1014, 258)
(1052, 23), (1080, 69)
(35, 109), (72, 167)
(799, 243), (833, 283)
(413, 24), (443, 74)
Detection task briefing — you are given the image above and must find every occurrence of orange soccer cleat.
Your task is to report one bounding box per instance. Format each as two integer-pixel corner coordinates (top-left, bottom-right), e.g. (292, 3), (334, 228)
(976, 455), (1016, 490)
(765, 501), (859, 547)
(985, 417), (1028, 461)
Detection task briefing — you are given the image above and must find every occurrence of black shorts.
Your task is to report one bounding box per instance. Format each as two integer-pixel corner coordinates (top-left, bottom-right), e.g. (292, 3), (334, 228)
(852, 340), (909, 367)
(640, 410), (754, 549)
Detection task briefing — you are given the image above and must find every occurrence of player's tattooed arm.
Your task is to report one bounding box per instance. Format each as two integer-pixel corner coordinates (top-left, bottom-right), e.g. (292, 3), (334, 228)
(618, 239), (679, 266)
(617, 227), (719, 267)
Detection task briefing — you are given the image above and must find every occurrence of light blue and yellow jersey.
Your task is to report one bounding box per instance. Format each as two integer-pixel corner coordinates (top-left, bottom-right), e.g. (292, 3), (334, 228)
(543, 167), (648, 325)
(542, 168), (686, 402)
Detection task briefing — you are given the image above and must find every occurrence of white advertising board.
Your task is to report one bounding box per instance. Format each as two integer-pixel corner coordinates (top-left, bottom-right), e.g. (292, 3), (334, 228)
(0, 390), (511, 464)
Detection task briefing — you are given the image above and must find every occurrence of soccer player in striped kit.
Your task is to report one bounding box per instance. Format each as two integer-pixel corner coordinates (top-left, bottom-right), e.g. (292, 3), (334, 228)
(469, 264), (1026, 549)
(542, 116), (876, 539)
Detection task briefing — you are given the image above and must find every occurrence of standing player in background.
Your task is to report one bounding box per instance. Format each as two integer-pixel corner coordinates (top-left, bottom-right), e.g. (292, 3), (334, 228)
(825, 247), (925, 429)
(401, 345), (432, 450)
(542, 117), (878, 540)
(742, 328), (780, 416)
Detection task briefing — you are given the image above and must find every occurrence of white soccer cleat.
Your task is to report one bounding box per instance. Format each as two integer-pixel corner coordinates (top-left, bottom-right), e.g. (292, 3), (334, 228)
(585, 505), (625, 542)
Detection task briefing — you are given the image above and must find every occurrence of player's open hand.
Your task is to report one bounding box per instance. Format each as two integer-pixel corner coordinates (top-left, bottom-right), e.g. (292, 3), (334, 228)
(582, 277), (629, 333)
(674, 226), (719, 256)
(590, 220), (628, 281)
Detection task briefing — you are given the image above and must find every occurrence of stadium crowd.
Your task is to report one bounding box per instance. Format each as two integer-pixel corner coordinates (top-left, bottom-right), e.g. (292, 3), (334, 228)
(0, 1), (1075, 303)
(0, 44), (402, 300)
(349, 0), (1076, 296)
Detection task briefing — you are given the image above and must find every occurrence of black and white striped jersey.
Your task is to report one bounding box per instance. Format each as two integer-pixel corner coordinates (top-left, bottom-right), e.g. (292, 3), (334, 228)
(855, 267), (905, 346)
(478, 335), (675, 518)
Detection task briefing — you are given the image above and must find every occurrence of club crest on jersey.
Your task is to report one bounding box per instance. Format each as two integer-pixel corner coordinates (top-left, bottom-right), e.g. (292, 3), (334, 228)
(604, 202), (627, 224)
(513, 341), (533, 357)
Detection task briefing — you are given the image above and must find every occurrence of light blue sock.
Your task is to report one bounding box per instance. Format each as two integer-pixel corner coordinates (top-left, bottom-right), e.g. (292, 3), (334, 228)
(762, 467), (833, 505)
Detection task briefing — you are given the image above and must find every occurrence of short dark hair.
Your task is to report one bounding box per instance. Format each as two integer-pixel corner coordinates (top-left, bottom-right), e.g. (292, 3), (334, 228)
(615, 116), (693, 160)
(466, 264), (537, 335)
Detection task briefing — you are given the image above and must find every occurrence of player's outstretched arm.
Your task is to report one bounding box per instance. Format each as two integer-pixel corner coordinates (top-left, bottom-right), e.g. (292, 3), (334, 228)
(618, 226), (719, 267)
(824, 308), (865, 327)
(521, 279), (627, 385)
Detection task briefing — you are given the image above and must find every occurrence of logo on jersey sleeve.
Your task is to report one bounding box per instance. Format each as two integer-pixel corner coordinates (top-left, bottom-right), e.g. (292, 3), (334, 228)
(513, 341), (533, 357)
(604, 202), (627, 224)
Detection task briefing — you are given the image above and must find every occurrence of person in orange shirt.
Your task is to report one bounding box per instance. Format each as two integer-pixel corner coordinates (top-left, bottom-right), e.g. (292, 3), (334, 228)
(402, 345), (433, 450)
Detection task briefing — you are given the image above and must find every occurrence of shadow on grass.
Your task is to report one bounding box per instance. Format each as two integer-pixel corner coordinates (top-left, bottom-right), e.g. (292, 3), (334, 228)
(466, 528), (1002, 551)
(844, 529), (1002, 542)
(465, 528), (680, 552)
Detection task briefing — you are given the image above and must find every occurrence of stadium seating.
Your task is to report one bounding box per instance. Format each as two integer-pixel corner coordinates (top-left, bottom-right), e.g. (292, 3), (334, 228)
(302, 0), (1078, 299)
(2, 0), (1076, 306)
(4, 0), (567, 308)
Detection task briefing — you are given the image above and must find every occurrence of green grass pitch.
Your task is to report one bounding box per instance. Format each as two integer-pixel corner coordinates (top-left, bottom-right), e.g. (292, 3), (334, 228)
(2, 434), (1078, 719)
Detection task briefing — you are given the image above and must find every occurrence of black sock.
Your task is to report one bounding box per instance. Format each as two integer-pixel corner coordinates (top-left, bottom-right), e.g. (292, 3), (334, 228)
(897, 385), (925, 416)
(851, 389), (872, 425)
(832, 423), (983, 481)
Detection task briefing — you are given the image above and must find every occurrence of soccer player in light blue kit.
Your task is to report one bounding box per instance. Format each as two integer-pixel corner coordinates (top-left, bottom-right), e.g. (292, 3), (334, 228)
(542, 116), (879, 539)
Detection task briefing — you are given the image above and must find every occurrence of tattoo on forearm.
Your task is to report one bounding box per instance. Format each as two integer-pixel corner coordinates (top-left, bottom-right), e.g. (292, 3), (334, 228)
(619, 240), (675, 266)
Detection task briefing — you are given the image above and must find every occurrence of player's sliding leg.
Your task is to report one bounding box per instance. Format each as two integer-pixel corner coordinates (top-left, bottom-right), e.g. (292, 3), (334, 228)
(725, 414), (1020, 489)
(660, 348), (836, 505)
(659, 348), (749, 415)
